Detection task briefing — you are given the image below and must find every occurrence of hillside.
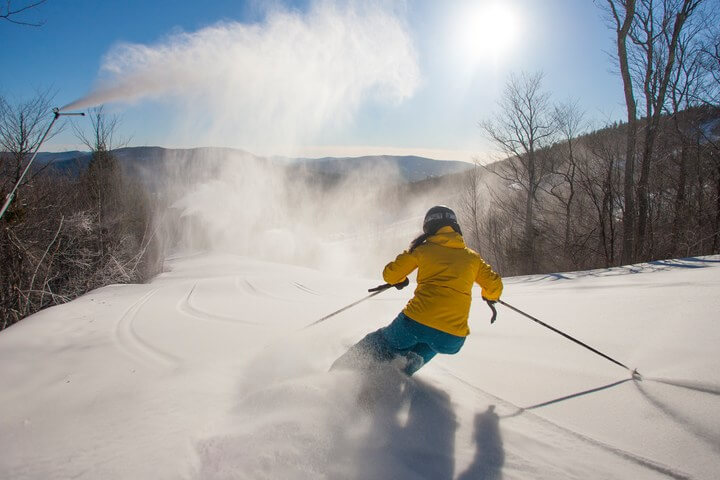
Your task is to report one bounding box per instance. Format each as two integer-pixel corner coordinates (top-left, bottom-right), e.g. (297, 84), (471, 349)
(291, 155), (471, 182)
(1, 252), (718, 479)
(33, 147), (471, 184)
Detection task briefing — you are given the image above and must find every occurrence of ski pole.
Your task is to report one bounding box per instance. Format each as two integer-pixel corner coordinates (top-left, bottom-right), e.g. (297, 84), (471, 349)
(498, 299), (641, 379)
(302, 283), (394, 329)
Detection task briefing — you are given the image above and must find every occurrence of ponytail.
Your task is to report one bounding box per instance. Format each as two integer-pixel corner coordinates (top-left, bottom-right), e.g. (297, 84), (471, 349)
(408, 223), (463, 253)
(409, 232), (431, 252)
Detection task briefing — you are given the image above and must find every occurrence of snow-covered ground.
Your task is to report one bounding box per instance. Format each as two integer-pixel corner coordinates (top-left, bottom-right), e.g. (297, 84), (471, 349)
(1, 252), (719, 479)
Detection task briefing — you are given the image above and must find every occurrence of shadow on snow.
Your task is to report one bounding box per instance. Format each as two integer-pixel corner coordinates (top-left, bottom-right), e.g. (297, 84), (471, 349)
(505, 255), (720, 285)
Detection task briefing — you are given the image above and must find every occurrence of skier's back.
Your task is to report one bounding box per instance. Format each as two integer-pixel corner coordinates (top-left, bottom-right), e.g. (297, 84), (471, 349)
(332, 205), (503, 375)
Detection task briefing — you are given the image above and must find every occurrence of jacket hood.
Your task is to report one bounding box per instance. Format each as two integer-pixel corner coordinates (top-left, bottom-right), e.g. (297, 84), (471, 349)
(427, 226), (465, 249)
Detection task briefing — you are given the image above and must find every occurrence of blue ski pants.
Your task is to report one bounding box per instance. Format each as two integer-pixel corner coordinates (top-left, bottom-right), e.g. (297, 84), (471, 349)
(380, 312), (466, 375)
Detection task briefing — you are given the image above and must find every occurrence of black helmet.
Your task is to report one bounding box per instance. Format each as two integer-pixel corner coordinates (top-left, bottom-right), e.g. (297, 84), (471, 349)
(423, 205), (461, 234)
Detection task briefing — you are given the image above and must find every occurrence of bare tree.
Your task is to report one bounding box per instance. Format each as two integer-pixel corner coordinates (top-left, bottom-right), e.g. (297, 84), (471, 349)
(72, 106), (159, 289)
(604, 0), (639, 265)
(0, 0), (48, 26)
(460, 161), (484, 251)
(698, 26), (720, 251)
(666, 24), (707, 253)
(480, 71), (557, 273)
(0, 91), (57, 199)
(73, 106), (125, 258)
(0, 91), (66, 326)
(580, 126), (628, 266)
(700, 26), (720, 106)
(74, 106), (123, 154)
(629, 0), (705, 259)
(1, 102), (161, 330)
(459, 160), (516, 273)
(544, 101), (586, 254)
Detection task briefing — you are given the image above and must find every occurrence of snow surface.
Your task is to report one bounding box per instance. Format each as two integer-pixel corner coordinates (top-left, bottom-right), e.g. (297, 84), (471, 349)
(2, 253), (719, 479)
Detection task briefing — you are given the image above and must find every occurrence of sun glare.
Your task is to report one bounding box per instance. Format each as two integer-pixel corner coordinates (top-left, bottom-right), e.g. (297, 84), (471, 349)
(455, 2), (521, 66)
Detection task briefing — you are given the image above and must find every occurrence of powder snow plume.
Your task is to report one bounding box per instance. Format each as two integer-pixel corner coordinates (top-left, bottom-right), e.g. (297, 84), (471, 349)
(60, 0), (419, 147)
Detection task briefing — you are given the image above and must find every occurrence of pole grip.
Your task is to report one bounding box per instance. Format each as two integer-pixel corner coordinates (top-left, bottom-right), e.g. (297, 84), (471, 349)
(368, 283), (392, 292)
(486, 300), (498, 324)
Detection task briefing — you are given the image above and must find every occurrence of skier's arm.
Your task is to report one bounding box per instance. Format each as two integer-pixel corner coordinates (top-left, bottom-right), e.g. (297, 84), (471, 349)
(383, 251), (418, 285)
(475, 258), (503, 301)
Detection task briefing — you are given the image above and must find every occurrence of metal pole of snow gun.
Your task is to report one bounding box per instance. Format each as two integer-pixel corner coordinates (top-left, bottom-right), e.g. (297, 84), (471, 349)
(0, 108), (86, 221)
(302, 283), (395, 330)
(498, 299), (642, 380)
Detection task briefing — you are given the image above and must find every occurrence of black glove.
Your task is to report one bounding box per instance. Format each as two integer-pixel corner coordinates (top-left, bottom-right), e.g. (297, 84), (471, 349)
(394, 278), (410, 290)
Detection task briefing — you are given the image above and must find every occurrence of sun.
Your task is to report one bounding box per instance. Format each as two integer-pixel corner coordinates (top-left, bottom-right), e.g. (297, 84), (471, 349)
(454, 2), (521, 65)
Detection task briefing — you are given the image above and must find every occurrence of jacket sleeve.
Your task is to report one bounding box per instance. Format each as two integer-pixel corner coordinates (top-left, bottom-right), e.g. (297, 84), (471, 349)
(475, 258), (503, 301)
(383, 250), (418, 285)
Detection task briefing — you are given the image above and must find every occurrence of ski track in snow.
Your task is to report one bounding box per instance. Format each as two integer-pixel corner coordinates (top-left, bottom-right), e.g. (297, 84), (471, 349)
(178, 282), (261, 325)
(235, 277), (314, 302)
(235, 277), (277, 300)
(292, 282), (321, 296)
(114, 288), (181, 369)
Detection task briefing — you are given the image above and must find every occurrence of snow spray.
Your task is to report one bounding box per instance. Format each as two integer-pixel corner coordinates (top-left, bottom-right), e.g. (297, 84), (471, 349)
(59, 0), (419, 149)
(57, 1), (459, 277)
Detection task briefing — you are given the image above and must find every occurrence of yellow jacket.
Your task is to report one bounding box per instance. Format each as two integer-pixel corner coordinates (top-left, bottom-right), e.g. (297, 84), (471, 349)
(383, 226), (503, 337)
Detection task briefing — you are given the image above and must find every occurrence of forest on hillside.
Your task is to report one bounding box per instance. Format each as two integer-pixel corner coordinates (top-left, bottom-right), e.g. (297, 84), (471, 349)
(0, 105), (162, 329)
(461, 0), (720, 276)
(461, 104), (719, 276)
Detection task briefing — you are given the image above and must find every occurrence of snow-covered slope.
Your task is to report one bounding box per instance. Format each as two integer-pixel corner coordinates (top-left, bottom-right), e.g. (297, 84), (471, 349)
(1, 253), (719, 479)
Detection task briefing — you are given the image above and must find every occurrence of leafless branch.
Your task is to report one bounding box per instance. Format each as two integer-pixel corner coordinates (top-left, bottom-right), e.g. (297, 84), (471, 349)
(0, 0), (48, 26)
(24, 214), (63, 313)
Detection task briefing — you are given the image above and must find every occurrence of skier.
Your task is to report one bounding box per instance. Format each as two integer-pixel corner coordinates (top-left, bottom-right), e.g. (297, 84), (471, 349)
(332, 205), (503, 376)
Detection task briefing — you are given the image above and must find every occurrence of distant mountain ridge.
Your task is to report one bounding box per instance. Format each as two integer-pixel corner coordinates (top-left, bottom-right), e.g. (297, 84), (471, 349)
(33, 146), (471, 183)
(291, 155), (471, 182)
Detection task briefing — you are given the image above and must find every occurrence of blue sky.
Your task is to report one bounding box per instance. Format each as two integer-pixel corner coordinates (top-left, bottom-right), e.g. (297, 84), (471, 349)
(0, 0), (624, 161)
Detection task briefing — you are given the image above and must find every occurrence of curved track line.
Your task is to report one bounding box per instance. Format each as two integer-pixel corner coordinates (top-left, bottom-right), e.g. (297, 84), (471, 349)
(236, 276), (319, 302)
(237, 277), (262, 296)
(177, 283), (260, 325)
(235, 277), (290, 301)
(293, 282), (321, 296)
(436, 366), (692, 480)
(115, 289), (180, 369)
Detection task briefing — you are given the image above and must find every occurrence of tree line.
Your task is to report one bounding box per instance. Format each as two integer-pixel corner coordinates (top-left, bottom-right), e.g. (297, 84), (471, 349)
(2, 0), (718, 327)
(0, 100), (161, 329)
(462, 0), (719, 276)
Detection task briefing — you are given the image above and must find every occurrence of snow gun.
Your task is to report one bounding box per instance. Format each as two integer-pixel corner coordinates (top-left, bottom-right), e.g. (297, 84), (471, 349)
(0, 108), (86, 221)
